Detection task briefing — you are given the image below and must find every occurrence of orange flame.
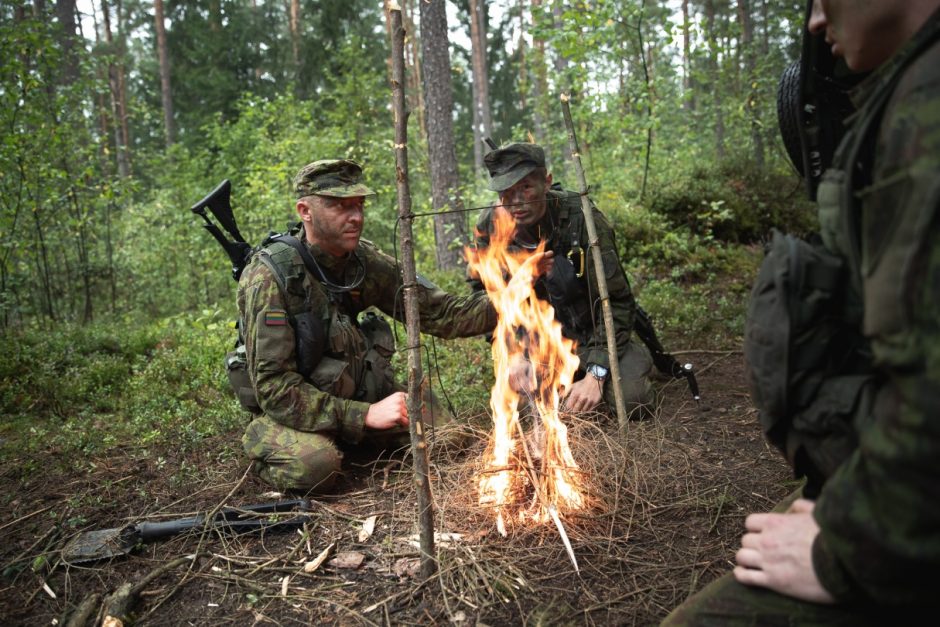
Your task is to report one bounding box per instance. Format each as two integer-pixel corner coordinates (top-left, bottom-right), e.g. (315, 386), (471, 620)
(466, 206), (586, 536)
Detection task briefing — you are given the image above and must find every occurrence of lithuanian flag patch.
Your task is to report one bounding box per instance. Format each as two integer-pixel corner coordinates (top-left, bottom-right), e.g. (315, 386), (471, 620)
(264, 310), (288, 326)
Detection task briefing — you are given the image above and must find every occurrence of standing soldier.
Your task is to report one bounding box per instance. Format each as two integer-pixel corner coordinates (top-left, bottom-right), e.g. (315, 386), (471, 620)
(470, 142), (653, 417)
(664, 0), (940, 623)
(236, 159), (496, 492)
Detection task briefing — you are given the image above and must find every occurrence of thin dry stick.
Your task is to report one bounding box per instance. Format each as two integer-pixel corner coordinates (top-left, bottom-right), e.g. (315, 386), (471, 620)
(387, 0), (436, 580)
(559, 93), (628, 432)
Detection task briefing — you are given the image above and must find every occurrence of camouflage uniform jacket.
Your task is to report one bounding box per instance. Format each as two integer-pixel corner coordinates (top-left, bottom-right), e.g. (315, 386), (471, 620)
(470, 188), (637, 372)
(810, 11), (940, 606)
(237, 230), (496, 445)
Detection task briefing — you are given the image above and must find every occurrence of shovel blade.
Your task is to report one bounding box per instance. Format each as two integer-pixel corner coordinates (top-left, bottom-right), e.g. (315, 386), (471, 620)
(61, 526), (137, 564)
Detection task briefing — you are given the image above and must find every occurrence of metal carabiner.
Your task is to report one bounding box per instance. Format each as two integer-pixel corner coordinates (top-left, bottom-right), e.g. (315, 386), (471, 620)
(567, 246), (585, 278)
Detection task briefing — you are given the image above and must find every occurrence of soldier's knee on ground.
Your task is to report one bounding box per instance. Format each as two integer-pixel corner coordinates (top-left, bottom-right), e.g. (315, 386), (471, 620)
(258, 446), (342, 492)
(607, 340), (655, 419)
(242, 416), (343, 492)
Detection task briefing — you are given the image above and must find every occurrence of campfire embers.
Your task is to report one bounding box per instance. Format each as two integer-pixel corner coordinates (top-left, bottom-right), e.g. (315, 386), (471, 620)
(466, 206), (587, 538)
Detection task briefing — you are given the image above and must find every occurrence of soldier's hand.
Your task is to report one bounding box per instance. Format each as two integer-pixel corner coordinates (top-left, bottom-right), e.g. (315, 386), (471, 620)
(508, 355), (534, 394)
(365, 391), (409, 430)
(534, 250), (555, 277)
(562, 376), (603, 413)
(733, 499), (835, 604)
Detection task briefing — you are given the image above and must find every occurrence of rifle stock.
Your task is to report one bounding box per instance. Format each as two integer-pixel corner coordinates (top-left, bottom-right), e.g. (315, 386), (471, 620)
(191, 179), (252, 281)
(634, 307), (700, 401)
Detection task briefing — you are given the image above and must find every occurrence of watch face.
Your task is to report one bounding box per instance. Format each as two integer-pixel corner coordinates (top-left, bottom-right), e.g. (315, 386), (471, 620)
(589, 364), (608, 379)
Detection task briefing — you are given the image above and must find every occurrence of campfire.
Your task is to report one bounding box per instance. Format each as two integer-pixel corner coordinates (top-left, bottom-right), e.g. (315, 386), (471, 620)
(466, 206), (588, 539)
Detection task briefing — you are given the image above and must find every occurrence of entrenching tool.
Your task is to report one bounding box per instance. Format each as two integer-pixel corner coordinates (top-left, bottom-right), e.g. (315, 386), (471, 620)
(61, 499), (312, 564)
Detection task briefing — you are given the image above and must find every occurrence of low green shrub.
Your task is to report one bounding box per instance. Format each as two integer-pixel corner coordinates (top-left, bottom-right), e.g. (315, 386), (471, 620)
(644, 158), (817, 243)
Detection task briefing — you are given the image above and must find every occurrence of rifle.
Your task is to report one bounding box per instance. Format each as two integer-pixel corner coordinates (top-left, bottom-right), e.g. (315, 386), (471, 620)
(634, 307), (700, 401)
(191, 179), (252, 281)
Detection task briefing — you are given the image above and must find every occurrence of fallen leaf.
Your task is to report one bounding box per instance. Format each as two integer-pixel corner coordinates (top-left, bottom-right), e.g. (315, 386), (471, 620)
(303, 543), (335, 573)
(328, 551), (366, 569)
(358, 515), (377, 542)
(392, 557), (421, 578)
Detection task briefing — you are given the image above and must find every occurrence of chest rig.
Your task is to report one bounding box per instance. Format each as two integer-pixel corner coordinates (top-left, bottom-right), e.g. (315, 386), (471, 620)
(228, 226), (395, 413)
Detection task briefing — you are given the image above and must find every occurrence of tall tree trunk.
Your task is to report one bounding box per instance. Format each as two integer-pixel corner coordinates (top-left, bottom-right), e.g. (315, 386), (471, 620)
(517, 0), (527, 112)
(55, 0), (80, 84)
(529, 0), (548, 148)
(289, 0), (300, 82)
(704, 0), (725, 159)
(403, 0), (426, 138)
(154, 0), (175, 145)
(101, 0), (130, 176)
(419, 0), (467, 269)
(682, 0), (694, 111)
(469, 0), (493, 174)
(737, 0), (763, 166)
(114, 0), (132, 171)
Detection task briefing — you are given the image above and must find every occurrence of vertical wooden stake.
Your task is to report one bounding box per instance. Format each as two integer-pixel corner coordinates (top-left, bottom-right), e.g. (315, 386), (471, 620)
(386, 0), (437, 579)
(560, 93), (629, 435)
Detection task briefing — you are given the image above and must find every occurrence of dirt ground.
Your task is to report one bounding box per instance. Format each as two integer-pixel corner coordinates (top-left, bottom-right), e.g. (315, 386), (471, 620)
(0, 351), (793, 626)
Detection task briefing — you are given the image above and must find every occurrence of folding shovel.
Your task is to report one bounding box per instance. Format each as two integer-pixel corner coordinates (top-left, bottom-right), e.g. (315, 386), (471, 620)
(61, 499), (312, 564)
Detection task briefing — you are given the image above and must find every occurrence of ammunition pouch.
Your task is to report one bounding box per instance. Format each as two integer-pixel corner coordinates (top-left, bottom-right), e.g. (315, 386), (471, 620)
(309, 355), (356, 399)
(293, 310), (325, 379)
(359, 311), (396, 403)
(744, 229), (871, 491)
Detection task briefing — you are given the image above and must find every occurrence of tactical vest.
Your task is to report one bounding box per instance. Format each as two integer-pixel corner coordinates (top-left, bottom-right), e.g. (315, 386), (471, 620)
(226, 226), (396, 414)
(745, 23), (940, 495)
(540, 187), (595, 342)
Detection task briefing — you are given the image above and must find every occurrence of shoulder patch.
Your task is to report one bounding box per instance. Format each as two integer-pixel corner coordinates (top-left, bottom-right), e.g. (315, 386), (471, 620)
(265, 309), (288, 326)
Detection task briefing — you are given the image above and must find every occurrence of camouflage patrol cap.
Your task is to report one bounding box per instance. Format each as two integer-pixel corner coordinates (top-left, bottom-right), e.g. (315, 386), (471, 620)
(484, 142), (546, 191)
(293, 159), (376, 198)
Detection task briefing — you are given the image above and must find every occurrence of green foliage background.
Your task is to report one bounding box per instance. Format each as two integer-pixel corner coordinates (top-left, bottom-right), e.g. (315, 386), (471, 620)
(0, 0), (818, 461)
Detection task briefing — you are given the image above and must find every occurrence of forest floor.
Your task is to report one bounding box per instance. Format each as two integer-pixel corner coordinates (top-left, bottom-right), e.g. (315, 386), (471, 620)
(0, 347), (795, 627)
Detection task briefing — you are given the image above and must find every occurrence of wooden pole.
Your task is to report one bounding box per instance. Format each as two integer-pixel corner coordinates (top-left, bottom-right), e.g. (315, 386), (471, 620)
(559, 93), (629, 434)
(386, 0), (437, 578)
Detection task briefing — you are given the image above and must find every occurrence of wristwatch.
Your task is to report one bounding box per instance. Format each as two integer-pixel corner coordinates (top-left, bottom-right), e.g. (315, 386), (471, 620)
(586, 363), (609, 381)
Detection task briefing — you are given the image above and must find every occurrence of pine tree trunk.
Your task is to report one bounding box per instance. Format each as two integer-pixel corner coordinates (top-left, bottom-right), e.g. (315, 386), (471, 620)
(403, 0), (426, 138)
(289, 0), (300, 81)
(419, 0), (467, 269)
(154, 0), (175, 146)
(469, 0), (492, 174)
(704, 0), (725, 160)
(737, 0), (764, 167)
(529, 0), (548, 148)
(55, 0), (80, 84)
(682, 0), (694, 111)
(101, 0), (130, 176)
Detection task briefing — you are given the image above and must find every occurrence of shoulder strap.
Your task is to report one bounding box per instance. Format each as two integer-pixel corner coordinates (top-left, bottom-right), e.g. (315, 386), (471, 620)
(267, 233), (325, 284)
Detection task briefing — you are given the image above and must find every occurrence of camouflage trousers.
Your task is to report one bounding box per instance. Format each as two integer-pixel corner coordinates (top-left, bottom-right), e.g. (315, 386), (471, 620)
(603, 340), (654, 418)
(242, 383), (456, 493)
(660, 487), (915, 626)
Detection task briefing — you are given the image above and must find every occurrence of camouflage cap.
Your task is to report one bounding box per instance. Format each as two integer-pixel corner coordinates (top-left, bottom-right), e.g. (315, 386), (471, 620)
(483, 142), (546, 191)
(293, 159), (376, 198)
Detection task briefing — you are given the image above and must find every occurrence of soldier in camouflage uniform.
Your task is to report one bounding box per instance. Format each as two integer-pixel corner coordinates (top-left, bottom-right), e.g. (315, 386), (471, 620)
(238, 159), (496, 492)
(470, 142), (653, 416)
(664, 0), (940, 623)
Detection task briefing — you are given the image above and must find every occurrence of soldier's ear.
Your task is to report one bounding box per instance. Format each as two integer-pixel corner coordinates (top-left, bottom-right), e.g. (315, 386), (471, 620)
(296, 198), (313, 223)
(545, 172), (553, 188)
